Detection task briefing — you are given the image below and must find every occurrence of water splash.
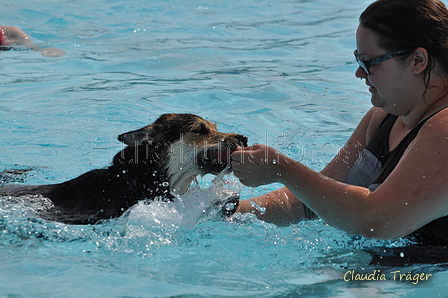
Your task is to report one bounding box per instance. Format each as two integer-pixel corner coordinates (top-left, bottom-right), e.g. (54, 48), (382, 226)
(0, 166), (243, 249)
(116, 165), (242, 231)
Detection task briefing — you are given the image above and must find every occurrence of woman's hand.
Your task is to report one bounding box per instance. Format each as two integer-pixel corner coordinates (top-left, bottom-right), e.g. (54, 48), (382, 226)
(231, 144), (293, 187)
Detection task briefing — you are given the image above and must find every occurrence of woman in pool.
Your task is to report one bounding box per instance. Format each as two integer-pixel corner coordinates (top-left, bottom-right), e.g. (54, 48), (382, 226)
(231, 0), (448, 245)
(0, 25), (65, 57)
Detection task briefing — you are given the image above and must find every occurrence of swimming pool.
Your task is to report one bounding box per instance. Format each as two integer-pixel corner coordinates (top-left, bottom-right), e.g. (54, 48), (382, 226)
(2, 0), (448, 297)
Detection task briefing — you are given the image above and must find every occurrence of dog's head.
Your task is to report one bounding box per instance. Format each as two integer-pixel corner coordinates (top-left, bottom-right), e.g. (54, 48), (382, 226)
(117, 114), (247, 195)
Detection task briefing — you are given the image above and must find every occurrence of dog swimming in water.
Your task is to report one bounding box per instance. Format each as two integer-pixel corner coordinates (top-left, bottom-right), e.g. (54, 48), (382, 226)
(0, 113), (247, 224)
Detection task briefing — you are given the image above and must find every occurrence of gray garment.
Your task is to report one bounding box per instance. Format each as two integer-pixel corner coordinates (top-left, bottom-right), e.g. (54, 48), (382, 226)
(346, 149), (381, 191)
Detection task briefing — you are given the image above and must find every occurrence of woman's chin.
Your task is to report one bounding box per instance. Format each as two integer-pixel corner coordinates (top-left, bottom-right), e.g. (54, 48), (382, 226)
(370, 96), (383, 108)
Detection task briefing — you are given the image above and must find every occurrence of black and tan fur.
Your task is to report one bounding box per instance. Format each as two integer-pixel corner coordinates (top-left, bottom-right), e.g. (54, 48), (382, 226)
(0, 113), (247, 224)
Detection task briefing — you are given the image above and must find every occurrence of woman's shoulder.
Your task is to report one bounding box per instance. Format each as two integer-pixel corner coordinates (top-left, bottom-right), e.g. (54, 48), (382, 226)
(418, 107), (448, 138)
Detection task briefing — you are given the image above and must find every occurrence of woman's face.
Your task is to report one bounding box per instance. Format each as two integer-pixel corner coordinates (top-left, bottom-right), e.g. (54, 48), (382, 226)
(355, 25), (416, 115)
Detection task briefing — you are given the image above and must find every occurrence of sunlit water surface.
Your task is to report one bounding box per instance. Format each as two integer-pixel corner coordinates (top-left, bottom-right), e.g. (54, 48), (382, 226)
(1, 0), (448, 297)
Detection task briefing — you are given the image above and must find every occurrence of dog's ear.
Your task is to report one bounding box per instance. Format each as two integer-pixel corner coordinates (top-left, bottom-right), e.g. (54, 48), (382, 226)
(118, 126), (157, 146)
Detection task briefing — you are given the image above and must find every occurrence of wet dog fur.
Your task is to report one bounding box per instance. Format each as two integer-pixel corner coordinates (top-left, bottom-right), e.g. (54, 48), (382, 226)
(0, 113), (247, 224)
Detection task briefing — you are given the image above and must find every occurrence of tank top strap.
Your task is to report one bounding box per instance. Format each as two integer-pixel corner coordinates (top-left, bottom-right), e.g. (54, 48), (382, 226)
(372, 107), (448, 185)
(365, 113), (397, 160)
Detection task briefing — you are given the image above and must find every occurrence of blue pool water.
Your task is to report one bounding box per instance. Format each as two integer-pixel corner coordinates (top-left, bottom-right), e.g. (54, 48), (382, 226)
(2, 0), (448, 297)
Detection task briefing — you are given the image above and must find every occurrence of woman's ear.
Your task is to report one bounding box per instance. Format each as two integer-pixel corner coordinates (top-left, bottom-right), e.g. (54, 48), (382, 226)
(411, 47), (429, 75)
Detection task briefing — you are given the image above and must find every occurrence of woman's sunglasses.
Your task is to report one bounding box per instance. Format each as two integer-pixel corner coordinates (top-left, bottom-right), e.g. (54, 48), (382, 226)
(354, 50), (406, 75)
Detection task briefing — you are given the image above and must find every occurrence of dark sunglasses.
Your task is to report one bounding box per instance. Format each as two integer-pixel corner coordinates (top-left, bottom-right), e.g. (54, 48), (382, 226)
(354, 50), (406, 75)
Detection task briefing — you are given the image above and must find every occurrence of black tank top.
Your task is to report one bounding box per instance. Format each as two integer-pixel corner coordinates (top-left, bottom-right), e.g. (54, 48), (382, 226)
(366, 111), (448, 245)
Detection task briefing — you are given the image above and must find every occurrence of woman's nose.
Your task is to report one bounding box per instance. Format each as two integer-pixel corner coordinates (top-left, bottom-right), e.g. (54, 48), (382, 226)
(355, 66), (367, 79)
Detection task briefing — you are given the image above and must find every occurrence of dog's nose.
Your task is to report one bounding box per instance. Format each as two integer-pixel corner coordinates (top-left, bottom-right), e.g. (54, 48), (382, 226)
(235, 134), (248, 147)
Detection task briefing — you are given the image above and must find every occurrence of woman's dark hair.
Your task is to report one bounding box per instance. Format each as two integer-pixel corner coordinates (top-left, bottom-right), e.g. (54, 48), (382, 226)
(360, 0), (448, 92)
